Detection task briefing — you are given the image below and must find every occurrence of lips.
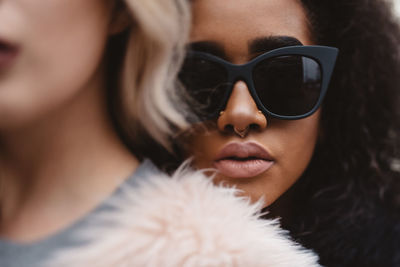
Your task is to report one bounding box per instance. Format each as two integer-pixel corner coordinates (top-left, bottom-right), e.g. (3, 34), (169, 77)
(213, 142), (274, 178)
(0, 38), (19, 70)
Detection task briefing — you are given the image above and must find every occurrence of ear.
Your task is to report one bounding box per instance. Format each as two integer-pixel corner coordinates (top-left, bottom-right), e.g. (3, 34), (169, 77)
(109, 1), (132, 35)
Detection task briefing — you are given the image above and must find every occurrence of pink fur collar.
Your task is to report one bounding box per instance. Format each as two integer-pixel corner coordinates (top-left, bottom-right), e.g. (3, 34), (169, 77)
(47, 165), (321, 267)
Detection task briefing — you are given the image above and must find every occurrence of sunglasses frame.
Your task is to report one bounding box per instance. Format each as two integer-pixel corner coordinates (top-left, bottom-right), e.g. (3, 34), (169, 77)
(183, 45), (339, 120)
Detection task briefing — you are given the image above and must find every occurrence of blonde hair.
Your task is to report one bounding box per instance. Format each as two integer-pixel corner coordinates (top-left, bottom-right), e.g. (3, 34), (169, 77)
(110, 0), (190, 151)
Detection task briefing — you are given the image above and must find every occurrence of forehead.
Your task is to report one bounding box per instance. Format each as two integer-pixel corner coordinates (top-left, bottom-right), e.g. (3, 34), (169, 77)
(190, 0), (312, 59)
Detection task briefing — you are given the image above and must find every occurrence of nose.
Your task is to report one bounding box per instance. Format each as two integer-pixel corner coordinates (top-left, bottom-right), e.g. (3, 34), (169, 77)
(217, 81), (267, 136)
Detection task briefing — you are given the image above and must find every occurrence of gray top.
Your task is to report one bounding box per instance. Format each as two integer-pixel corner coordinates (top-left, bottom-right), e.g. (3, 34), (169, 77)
(0, 159), (160, 267)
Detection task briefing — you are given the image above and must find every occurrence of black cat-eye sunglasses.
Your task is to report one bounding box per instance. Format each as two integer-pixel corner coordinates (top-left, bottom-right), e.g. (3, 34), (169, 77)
(178, 45), (338, 120)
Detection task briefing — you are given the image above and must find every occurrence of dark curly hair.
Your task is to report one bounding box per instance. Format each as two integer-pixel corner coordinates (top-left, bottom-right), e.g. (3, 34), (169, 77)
(267, 0), (400, 265)
(130, 0), (400, 265)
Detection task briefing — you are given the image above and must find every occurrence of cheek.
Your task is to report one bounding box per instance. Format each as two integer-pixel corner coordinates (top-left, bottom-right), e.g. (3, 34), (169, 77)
(184, 131), (216, 167)
(0, 0), (112, 128)
(272, 113), (320, 182)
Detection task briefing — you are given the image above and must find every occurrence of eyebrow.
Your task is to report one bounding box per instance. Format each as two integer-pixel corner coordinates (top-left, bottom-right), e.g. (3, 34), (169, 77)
(249, 36), (303, 54)
(188, 36), (303, 58)
(187, 41), (226, 58)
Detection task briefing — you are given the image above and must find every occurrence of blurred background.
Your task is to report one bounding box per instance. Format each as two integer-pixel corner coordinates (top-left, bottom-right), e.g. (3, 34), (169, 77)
(395, 0), (400, 17)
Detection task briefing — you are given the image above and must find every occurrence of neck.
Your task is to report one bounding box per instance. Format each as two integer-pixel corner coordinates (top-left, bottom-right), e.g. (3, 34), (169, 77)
(0, 69), (139, 242)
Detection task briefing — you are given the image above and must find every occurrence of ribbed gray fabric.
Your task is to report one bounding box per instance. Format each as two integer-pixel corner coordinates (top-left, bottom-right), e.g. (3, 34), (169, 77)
(0, 159), (159, 267)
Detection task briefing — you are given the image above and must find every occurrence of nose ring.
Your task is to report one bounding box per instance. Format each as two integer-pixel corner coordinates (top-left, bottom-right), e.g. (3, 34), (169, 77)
(233, 126), (250, 138)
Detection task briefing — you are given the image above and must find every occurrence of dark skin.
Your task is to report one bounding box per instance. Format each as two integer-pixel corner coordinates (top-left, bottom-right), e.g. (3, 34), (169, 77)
(185, 0), (321, 208)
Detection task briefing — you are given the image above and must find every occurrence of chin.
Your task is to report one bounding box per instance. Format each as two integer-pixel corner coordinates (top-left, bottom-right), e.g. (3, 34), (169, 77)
(213, 176), (270, 206)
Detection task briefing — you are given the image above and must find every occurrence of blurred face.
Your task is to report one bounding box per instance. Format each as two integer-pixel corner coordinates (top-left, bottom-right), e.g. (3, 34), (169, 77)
(0, 0), (114, 130)
(184, 0), (320, 207)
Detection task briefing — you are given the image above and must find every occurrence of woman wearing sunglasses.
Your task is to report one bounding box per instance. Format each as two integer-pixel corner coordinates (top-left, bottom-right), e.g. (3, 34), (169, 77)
(0, 0), (323, 266)
(178, 0), (400, 266)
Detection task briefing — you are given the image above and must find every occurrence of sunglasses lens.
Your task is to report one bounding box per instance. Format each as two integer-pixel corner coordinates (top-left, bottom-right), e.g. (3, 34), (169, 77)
(179, 56), (229, 118)
(253, 55), (322, 117)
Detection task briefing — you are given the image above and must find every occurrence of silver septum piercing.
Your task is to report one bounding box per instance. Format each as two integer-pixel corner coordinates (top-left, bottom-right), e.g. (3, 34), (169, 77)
(233, 126), (250, 138)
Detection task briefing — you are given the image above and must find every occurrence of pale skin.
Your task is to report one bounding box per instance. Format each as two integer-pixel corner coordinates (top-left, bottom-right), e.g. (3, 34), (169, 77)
(186, 0), (321, 207)
(0, 0), (138, 242)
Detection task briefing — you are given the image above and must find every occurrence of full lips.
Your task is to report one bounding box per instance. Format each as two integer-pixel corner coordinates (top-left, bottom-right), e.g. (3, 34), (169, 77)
(213, 142), (274, 178)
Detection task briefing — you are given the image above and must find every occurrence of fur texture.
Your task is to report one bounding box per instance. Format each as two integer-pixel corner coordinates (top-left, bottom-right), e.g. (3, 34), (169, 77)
(47, 165), (321, 267)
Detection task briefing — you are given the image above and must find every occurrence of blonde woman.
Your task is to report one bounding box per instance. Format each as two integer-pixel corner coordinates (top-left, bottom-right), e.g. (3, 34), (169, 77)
(0, 0), (188, 266)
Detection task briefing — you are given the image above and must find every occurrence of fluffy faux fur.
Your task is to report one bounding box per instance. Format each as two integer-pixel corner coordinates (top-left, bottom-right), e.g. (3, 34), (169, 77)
(47, 165), (321, 267)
